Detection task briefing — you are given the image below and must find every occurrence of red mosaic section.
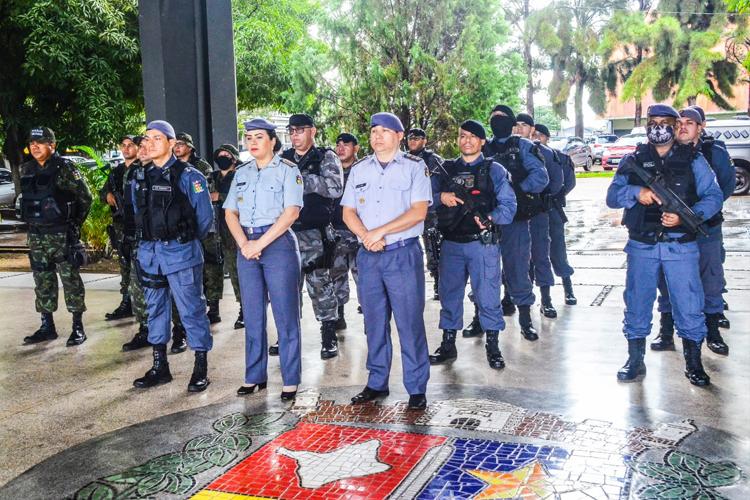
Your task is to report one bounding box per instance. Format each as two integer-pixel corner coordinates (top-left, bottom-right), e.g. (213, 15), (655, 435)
(299, 400), (429, 425)
(204, 422), (446, 499)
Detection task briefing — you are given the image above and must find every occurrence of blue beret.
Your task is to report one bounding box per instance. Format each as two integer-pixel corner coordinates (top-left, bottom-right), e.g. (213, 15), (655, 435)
(689, 105), (706, 122)
(679, 108), (702, 124)
(370, 112), (404, 133)
(146, 120), (176, 139)
(646, 104), (679, 119)
(460, 119), (487, 140)
(244, 118), (276, 132)
(535, 124), (551, 137)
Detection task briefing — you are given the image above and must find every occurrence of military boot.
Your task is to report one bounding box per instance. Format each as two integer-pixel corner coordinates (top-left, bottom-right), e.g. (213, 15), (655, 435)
(432, 275), (440, 301)
(518, 306), (538, 341)
(269, 342), (279, 356)
(234, 307), (244, 330)
(705, 313), (729, 356)
(24, 312), (58, 344)
(683, 339), (710, 386)
(207, 300), (221, 324)
(123, 322), (150, 352)
(462, 306), (484, 338)
(717, 313), (730, 329)
(562, 277), (577, 305)
(335, 304), (347, 331)
(539, 286), (557, 318)
(105, 294), (133, 320)
(485, 330), (505, 369)
(429, 329), (457, 364)
(188, 351), (210, 392)
(617, 338), (647, 381)
(650, 312), (675, 351)
(66, 312), (87, 346)
(723, 299), (729, 311)
(134, 344), (173, 388)
(320, 321), (339, 359)
(501, 291), (516, 316)
(170, 324), (188, 354)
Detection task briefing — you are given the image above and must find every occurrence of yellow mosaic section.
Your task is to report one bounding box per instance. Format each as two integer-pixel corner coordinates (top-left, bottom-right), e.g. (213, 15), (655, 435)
(191, 490), (272, 500)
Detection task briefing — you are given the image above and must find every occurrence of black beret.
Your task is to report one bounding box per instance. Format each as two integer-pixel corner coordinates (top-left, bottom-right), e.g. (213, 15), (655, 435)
(407, 128), (426, 138)
(491, 105), (515, 119)
(133, 135), (145, 146)
(460, 119), (487, 140)
(535, 124), (551, 138)
(288, 113), (314, 128)
(516, 113), (534, 127)
(336, 133), (358, 145)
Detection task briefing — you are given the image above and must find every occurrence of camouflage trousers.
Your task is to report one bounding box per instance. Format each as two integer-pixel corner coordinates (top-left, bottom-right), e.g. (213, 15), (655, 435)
(202, 232), (224, 302)
(28, 232), (86, 313)
(330, 228), (359, 305)
(128, 245), (148, 324)
(297, 228), (338, 322)
(223, 238), (241, 303)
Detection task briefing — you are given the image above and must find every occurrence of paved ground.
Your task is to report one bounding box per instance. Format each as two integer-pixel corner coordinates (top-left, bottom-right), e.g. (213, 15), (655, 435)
(0, 177), (748, 499)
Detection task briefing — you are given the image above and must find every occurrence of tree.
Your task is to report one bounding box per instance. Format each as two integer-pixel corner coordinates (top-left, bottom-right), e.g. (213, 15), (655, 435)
(533, 105), (563, 133)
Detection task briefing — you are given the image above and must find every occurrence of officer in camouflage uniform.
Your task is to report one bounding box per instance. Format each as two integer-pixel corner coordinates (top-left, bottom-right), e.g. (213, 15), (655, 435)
(407, 128), (445, 301)
(19, 127), (92, 346)
(211, 144), (244, 329)
(332, 133), (361, 329)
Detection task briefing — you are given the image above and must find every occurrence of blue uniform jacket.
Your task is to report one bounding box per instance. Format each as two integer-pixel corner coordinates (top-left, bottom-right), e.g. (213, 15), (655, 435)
(487, 136), (548, 194)
(537, 143), (564, 196)
(133, 155), (214, 275)
(558, 152), (576, 197)
(702, 141), (735, 200)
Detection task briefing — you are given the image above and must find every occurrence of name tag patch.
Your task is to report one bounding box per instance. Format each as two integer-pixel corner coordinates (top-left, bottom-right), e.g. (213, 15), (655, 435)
(152, 185), (172, 192)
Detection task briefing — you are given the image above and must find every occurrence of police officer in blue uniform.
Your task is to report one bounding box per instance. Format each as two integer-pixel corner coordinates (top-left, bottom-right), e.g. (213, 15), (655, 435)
(652, 107), (735, 356)
(534, 124), (578, 305)
(429, 120), (516, 369)
(224, 118), (304, 401)
(606, 104), (722, 386)
(342, 112), (432, 410)
(515, 113), (564, 318)
(131, 120), (214, 393)
(484, 105), (549, 340)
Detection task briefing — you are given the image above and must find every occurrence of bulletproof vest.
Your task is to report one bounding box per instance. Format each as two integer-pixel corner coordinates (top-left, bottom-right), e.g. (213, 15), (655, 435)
(623, 143), (698, 240)
(134, 161), (198, 242)
(121, 162), (140, 236)
(416, 149), (444, 175)
(19, 154), (75, 231)
(437, 158), (496, 237)
(282, 147), (334, 230)
(487, 136), (543, 220)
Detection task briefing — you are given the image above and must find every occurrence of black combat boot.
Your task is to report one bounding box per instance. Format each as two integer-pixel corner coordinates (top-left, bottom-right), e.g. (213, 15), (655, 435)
(717, 312), (730, 329)
(429, 329), (458, 364)
(134, 344), (173, 388)
(207, 300), (221, 324)
(122, 322), (150, 351)
(67, 312), (87, 346)
(617, 338), (647, 381)
(320, 320), (339, 359)
(335, 304), (347, 331)
(234, 307), (244, 330)
(462, 303), (484, 338)
(650, 312), (675, 351)
(518, 306), (538, 341)
(562, 276), (577, 305)
(683, 339), (710, 386)
(105, 294), (133, 320)
(501, 291), (516, 316)
(485, 330), (505, 369)
(170, 323), (188, 354)
(723, 299), (729, 311)
(23, 312), (58, 344)
(188, 351), (210, 392)
(705, 313), (728, 356)
(432, 274), (440, 301)
(539, 286), (557, 318)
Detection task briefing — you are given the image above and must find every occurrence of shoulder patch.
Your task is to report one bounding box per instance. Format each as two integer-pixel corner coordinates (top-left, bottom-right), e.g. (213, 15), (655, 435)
(403, 153), (421, 162)
(192, 179), (205, 194)
(281, 158), (297, 167)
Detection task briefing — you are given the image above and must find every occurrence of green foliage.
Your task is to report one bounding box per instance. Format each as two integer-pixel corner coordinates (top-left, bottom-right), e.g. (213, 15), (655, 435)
(533, 106), (562, 133)
(69, 147), (111, 251)
(727, 0), (750, 12)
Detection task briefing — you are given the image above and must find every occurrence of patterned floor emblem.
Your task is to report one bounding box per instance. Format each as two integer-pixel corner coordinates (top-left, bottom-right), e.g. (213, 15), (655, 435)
(466, 462), (551, 499)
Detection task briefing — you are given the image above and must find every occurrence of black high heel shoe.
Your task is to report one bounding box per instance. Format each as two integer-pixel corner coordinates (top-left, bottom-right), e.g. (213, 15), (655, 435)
(280, 387), (297, 401)
(237, 382), (267, 396)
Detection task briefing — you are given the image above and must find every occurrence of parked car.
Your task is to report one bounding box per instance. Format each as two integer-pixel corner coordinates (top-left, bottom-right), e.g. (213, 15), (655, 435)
(601, 134), (646, 170)
(62, 155), (99, 170)
(548, 136), (593, 171)
(588, 135), (618, 164)
(703, 119), (750, 195)
(0, 167), (16, 206)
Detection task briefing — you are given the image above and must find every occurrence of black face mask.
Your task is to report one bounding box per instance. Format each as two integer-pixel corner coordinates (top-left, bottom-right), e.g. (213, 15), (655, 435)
(215, 156), (234, 171)
(490, 115), (515, 139)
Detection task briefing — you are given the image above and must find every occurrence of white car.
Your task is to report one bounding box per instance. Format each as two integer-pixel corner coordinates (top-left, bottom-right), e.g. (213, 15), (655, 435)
(0, 168), (16, 206)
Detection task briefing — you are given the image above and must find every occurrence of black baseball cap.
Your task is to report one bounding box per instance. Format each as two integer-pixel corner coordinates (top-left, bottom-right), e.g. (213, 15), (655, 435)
(28, 126), (56, 143)
(336, 133), (358, 145)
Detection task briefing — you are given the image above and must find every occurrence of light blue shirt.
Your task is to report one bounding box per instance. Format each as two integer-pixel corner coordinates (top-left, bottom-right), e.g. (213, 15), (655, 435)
(223, 154), (304, 228)
(341, 151), (432, 245)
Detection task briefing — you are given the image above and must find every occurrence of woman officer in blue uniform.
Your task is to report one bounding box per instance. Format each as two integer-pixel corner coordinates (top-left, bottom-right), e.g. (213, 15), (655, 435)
(224, 118), (305, 400)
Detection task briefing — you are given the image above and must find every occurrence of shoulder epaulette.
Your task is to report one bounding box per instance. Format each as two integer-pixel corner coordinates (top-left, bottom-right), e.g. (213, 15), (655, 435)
(281, 158), (297, 167)
(403, 153), (421, 162)
(350, 157), (367, 169)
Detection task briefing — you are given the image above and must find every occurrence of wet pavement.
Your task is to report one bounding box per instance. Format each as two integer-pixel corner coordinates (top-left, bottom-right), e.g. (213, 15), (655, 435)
(0, 177), (748, 499)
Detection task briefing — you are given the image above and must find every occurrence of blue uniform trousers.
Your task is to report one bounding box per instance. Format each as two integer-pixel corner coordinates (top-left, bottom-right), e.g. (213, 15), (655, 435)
(548, 207), (574, 278)
(623, 240), (706, 342)
(657, 224), (725, 315)
(529, 212), (555, 287)
(500, 220), (535, 306)
(144, 264), (212, 351)
(238, 230), (302, 386)
(439, 240), (504, 331)
(357, 240), (430, 395)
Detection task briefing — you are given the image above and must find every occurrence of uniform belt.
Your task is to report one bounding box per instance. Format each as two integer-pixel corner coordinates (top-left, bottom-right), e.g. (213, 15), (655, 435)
(383, 237), (418, 251)
(243, 225), (272, 236)
(443, 233), (483, 243)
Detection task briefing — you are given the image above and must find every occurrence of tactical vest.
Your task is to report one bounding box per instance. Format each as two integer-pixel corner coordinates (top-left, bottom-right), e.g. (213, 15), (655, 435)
(437, 158), (496, 238)
(108, 162), (126, 222)
(699, 138), (723, 226)
(121, 163), (139, 237)
(19, 155), (76, 232)
(623, 143), (699, 242)
(134, 161), (198, 243)
(416, 149), (444, 175)
(211, 169), (236, 238)
(281, 147), (334, 230)
(332, 168), (352, 230)
(487, 136), (543, 220)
